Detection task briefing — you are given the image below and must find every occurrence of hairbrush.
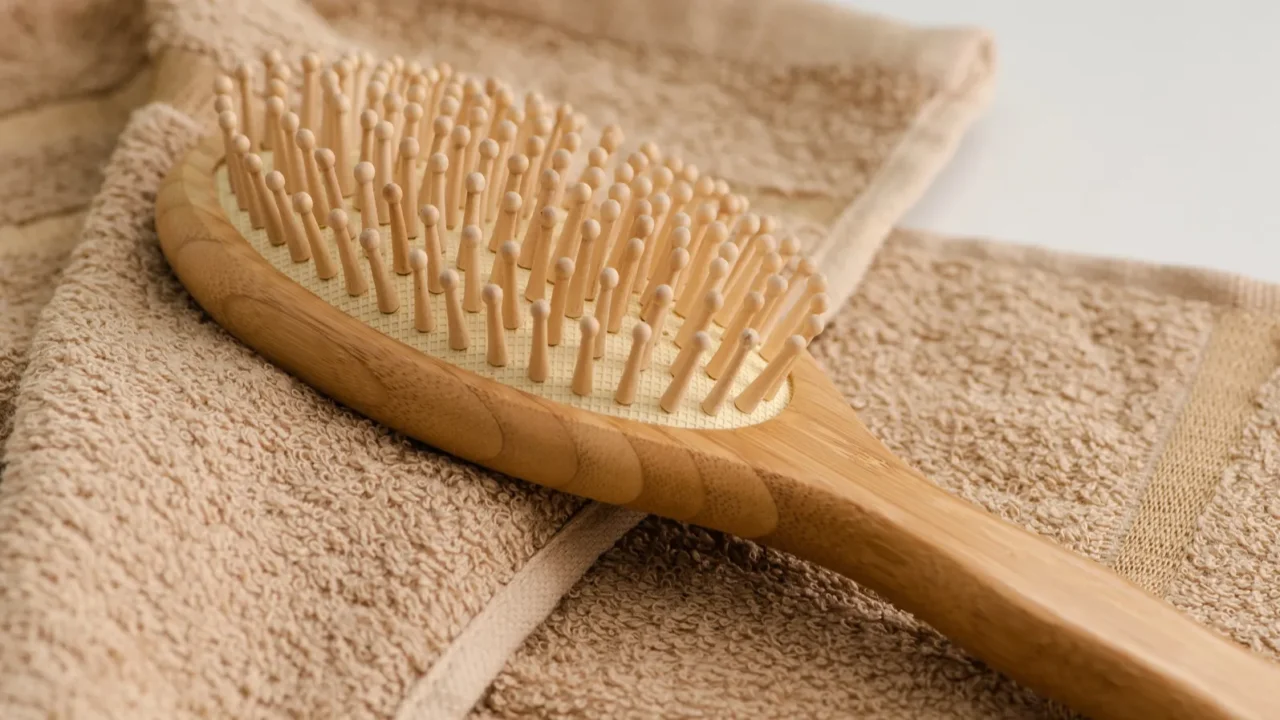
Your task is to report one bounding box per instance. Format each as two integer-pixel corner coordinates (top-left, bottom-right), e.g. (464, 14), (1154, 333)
(155, 49), (1277, 719)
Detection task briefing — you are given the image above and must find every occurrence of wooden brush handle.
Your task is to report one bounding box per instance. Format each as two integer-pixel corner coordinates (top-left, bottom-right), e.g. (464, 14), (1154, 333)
(760, 455), (1279, 720)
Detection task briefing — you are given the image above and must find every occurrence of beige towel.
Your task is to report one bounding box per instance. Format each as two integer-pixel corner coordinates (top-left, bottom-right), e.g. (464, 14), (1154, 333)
(0, 0), (149, 453)
(5, 1), (1276, 718)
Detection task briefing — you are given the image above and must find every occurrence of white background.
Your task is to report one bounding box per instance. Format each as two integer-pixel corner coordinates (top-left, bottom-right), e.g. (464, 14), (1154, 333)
(835, 0), (1280, 283)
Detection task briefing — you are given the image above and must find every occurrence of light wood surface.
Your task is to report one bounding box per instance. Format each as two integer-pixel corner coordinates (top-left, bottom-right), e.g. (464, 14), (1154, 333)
(157, 91), (1280, 720)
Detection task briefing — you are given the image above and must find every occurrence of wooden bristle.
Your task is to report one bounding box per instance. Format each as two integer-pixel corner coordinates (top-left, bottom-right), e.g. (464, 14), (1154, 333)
(359, 228), (398, 313)
(483, 285), (507, 367)
(593, 268), (619, 358)
(477, 139), (499, 223)
(490, 88), (514, 138)
(735, 335), (804, 414)
(528, 300), (550, 382)
(756, 274), (790, 340)
(373, 121), (394, 222)
(462, 172), (485, 236)
(446, 124), (470, 229)
(233, 135), (264, 227)
(554, 182), (592, 262)
(419, 204), (445, 294)
(728, 213), (762, 251)
(294, 192), (336, 279)
(216, 111), (246, 210)
(282, 112), (307, 194)
(719, 233), (776, 324)
(382, 182), (410, 275)
(627, 150), (649, 177)
(234, 63), (258, 148)
(301, 52), (321, 131)
(383, 92), (404, 150)
(548, 257), (574, 346)
(647, 211), (690, 290)
(358, 109), (378, 166)
(524, 207), (559, 301)
(766, 315), (824, 400)
(676, 217), (725, 302)
(662, 331), (711, 413)
(572, 316), (599, 396)
(329, 208), (367, 296)
(639, 140), (661, 166)
(460, 225), (483, 312)
(693, 175), (717, 202)
(566, 219), (599, 318)
(441, 269), (468, 350)
(608, 236), (646, 333)
(651, 167), (674, 198)
(495, 241), (521, 330)
(588, 196), (623, 299)
(635, 192), (671, 292)
(676, 246), (732, 319)
(214, 73), (234, 97)
(519, 136), (547, 216)
(486, 121), (519, 223)
(263, 48), (282, 76)
(778, 234), (800, 262)
(465, 107), (488, 177)
(764, 275), (827, 359)
(642, 243), (688, 311)
(427, 115), (453, 159)
(397, 138), (420, 238)
(517, 169), (555, 268)
(498, 152), (529, 226)
(409, 249), (434, 332)
(490, 191), (521, 253)
(615, 321), (651, 406)
(266, 171), (309, 262)
(365, 80), (386, 124)
(708, 291), (764, 379)
(295, 130), (330, 227)
(701, 329), (758, 416)
(423, 152), (448, 224)
(549, 149), (574, 207)
(354, 161), (378, 235)
(640, 285), (673, 370)
(675, 288), (723, 350)
(758, 215), (778, 240)
(332, 96), (354, 195)
(599, 124), (624, 158)
(438, 94), (461, 121)
(262, 91), (282, 153)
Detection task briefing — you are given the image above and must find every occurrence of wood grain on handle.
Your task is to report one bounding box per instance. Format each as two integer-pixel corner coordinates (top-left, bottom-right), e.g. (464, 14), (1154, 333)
(746, 409), (1280, 720)
(157, 101), (1280, 720)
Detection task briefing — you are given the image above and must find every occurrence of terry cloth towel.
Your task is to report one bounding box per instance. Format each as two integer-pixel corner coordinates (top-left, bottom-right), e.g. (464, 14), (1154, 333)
(0, 0), (150, 458)
(0, 0), (998, 718)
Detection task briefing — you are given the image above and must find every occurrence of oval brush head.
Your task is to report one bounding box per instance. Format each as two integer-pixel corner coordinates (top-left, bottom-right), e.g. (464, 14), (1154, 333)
(210, 51), (826, 431)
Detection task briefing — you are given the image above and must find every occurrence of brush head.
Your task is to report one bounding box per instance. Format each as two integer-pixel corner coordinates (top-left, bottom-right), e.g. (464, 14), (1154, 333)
(206, 49), (827, 429)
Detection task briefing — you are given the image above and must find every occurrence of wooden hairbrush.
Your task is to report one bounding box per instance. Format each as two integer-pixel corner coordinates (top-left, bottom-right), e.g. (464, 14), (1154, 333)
(155, 49), (1278, 720)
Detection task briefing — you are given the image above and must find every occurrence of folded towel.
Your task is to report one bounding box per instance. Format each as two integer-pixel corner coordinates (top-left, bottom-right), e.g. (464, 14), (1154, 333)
(0, 0), (149, 455)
